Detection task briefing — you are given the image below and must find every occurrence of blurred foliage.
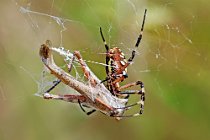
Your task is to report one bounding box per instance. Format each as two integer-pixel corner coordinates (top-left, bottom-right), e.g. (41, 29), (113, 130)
(0, 0), (210, 140)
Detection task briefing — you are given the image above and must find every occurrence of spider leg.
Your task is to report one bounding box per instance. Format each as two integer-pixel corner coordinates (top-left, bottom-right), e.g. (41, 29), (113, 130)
(118, 81), (145, 115)
(100, 27), (109, 51)
(100, 27), (111, 81)
(45, 79), (61, 93)
(112, 93), (145, 118)
(118, 9), (147, 72)
(87, 109), (96, 115)
(78, 99), (96, 115)
(100, 77), (109, 83)
(128, 9), (147, 63)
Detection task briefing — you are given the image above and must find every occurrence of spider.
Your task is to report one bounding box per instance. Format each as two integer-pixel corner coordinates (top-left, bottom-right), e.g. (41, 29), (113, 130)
(40, 40), (138, 120)
(100, 9), (147, 114)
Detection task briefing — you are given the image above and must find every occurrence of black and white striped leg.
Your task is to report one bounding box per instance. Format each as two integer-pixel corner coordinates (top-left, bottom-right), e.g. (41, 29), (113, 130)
(115, 81), (145, 117)
(128, 9), (147, 62)
(100, 27), (110, 78)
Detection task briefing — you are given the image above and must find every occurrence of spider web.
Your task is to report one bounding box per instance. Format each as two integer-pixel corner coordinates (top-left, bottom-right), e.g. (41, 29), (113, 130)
(7, 0), (204, 112)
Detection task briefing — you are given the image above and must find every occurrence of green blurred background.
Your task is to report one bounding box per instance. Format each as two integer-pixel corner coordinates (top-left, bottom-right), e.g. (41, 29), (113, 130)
(0, 0), (210, 140)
